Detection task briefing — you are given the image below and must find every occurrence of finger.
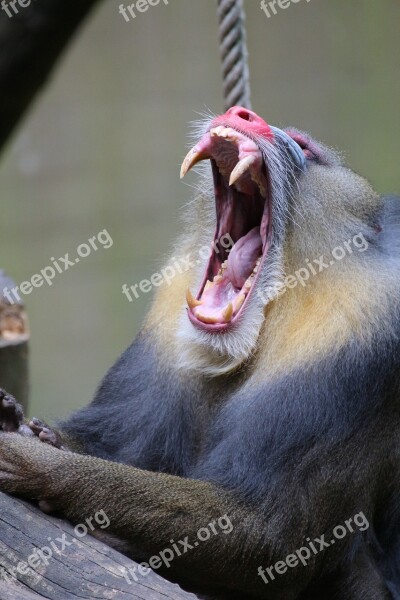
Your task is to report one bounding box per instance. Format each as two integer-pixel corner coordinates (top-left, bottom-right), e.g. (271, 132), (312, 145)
(29, 419), (63, 449)
(0, 390), (24, 432)
(28, 418), (46, 436)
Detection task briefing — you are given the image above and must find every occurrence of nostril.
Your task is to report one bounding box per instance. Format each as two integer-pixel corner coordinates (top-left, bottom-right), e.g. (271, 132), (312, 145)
(239, 111), (251, 121)
(228, 106), (254, 122)
(236, 109), (252, 121)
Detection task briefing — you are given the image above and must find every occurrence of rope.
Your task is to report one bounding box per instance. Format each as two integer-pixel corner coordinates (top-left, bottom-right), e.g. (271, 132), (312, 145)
(217, 0), (252, 111)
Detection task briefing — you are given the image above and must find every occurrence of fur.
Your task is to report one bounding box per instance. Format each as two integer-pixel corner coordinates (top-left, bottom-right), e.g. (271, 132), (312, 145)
(24, 124), (400, 599)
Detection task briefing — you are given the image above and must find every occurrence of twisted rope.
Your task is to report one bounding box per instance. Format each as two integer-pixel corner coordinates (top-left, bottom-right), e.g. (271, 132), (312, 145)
(217, 0), (252, 111)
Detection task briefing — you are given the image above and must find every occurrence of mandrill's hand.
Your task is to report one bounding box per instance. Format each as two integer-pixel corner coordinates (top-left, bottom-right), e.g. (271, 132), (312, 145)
(0, 388), (31, 435)
(0, 388), (65, 448)
(0, 433), (66, 501)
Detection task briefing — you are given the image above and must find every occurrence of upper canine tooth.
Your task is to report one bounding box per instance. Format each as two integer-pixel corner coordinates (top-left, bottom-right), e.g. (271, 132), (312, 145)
(186, 288), (201, 309)
(229, 155), (257, 186)
(180, 147), (210, 179)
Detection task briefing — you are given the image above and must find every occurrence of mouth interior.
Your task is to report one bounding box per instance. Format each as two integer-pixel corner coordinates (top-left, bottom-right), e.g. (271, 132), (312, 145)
(189, 127), (270, 330)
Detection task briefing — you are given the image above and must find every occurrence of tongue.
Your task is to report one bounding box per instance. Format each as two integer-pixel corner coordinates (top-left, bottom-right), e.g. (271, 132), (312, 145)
(227, 227), (262, 289)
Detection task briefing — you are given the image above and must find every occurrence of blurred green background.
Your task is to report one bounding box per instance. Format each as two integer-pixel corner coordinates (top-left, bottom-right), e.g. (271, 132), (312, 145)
(0, 0), (399, 419)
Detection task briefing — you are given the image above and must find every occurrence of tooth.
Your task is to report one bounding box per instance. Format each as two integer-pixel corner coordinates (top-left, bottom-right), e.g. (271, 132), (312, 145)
(196, 312), (219, 324)
(221, 261), (228, 269)
(222, 302), (233, 322)
(186, 288), (201, 309)
(180, 147), (210, 179)
(213, 275), (223, 283)
(229, 156), (257, 186)
(220, 127), (237, 140)
(245, 277), (253, 290)
(204, 281), (213, 291)
(235, 294), (246, 311)
(210, 126), (225, 137)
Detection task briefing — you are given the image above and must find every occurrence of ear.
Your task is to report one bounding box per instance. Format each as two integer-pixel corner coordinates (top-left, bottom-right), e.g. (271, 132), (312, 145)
(284, 129), (340, 166)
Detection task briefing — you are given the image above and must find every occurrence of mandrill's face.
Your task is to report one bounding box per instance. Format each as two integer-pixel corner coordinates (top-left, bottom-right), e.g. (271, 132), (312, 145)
(177, 106), (380, 375)
(180, 106), (306, 332)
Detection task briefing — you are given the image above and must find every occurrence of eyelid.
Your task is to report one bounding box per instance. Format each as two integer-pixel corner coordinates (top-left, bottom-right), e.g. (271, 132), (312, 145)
(270, 127), (307, 172)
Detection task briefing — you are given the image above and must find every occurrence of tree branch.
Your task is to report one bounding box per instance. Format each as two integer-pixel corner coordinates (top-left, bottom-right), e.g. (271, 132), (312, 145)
(0, 6), (198, 598)
(0, 0), (103, 153)
(0, 492), (197, 599)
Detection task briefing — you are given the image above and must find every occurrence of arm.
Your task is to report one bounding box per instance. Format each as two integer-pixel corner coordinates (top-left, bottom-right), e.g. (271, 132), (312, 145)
(0, 335), (397, 598)
(0, 423), (391, 600)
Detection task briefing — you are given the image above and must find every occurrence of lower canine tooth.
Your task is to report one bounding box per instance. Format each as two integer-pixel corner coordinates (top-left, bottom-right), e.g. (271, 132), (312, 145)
(186, 288), (201, 309)
(222, 302), (233, 322)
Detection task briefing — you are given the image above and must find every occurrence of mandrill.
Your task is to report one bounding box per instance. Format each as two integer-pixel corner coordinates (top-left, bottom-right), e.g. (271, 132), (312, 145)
(0, 106), (399, 600)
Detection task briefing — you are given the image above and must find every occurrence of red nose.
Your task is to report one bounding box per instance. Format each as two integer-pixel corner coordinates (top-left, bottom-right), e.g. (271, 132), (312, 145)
(211, 106), (273, 140)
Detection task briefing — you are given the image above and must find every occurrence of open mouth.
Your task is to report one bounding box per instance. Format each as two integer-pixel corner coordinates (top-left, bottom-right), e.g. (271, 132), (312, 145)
(180, 108), (274, 332)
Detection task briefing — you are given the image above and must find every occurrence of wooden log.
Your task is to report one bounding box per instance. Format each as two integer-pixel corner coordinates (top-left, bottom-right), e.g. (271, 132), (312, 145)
(0, 271), (29, 413)
(0, 492), (197, 600)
